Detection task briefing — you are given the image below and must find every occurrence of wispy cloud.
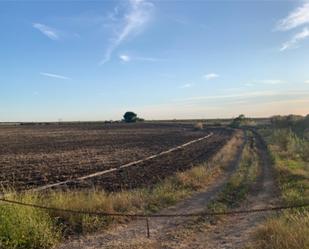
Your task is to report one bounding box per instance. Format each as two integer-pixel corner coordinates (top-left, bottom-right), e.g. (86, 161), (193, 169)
(180, 83), (194, 88)
(280, 27), (309, 51)
(100, 0), (155, 65)
(119, 53), (161, 62)
(276, 3), (309, 31)
(40, 72), (71, 80)
(203, 73), (219, 80)
(305, 80), (309, 84)
(119, 54), (131, 62)
(33, 23), (59, 40)
(276, 2), (309, 51)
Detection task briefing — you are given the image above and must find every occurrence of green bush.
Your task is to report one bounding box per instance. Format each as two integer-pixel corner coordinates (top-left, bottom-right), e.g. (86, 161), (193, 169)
(270, 128), (309, 161)
(0, 201), (59, 249)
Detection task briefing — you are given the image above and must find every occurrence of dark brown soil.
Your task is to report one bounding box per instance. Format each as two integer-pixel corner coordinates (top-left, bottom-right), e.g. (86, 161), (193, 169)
(0, 123), (232, 191)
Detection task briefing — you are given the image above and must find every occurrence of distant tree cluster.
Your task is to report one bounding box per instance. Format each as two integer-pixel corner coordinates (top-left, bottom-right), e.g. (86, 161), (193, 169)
(229, 114), (256, 128)
(123, 112), (144, 123)
(230, 114), (246, 128)
(270, 115), (307, 128)
(270, 114), (309, 138)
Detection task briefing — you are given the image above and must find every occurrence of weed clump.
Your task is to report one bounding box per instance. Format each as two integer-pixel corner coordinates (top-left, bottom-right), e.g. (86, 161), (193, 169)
(0, 194), (59, 249)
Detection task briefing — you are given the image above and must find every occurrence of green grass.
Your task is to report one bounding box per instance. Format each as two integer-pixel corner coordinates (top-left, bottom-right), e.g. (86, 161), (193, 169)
(208, 131), (259, 213)
(0, 194), (60, 249)
(250, 127), (309, 249)
(0, 130), (244, 249)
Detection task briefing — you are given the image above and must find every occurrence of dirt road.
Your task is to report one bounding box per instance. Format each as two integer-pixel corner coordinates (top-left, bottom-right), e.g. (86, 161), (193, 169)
(159, 131), (279, 249)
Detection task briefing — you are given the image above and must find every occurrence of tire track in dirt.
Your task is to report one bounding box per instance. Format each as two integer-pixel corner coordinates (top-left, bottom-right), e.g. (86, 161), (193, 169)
(56, 130), (245, 249)
(171, 130), (279, 249)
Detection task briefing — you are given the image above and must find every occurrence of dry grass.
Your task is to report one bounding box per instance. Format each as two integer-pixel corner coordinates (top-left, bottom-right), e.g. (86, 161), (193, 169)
(250, 212), (309, 249)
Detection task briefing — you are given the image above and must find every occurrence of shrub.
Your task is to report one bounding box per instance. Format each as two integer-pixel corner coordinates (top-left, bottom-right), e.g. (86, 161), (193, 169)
(0, 195), (59, 249)
(270, 128), (309, 161)
(229, 114), (246, 128)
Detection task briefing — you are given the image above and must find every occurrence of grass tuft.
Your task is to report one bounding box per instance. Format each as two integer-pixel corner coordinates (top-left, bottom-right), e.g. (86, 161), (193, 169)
(251, 212), (309, 249)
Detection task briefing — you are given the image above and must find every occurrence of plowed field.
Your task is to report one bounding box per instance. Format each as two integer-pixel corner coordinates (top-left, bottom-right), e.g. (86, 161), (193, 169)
(0, 123), (233, 191)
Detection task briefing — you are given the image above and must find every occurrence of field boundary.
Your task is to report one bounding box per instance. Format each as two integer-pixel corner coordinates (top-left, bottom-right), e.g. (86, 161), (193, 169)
(29, 132), (214, 192)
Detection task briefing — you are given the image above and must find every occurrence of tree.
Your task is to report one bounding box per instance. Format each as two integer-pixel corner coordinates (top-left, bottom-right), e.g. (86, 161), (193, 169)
(123, 111), (138, 123)
(230, 114), (246, 128)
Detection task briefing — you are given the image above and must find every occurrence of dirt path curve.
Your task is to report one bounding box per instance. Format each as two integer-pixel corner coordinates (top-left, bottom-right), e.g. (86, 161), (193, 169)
(57, 131), (245, 249)
(173, 131), (279, 249)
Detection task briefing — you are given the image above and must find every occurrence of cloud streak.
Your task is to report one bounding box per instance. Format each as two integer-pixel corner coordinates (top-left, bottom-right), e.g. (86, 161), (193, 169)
(40, 72), (71, 80)
(100, 0), (154, 65)
(119, 53), (161, 62)
(119, 54), (131, 62)
(33, 23), (59, 40)
(276, 2), (309, 51)
(203, 73), (219, 80)
(280, 27), (309, 51)
(276, 2), (309, 31)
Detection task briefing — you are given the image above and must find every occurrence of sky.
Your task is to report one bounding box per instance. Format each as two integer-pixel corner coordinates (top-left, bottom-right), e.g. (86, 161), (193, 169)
(1, 0), (309, 122)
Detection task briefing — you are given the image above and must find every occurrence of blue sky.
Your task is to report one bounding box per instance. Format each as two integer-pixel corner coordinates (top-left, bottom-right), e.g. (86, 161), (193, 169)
(1, 0), (309, 122)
